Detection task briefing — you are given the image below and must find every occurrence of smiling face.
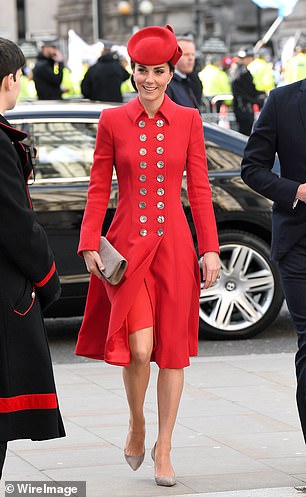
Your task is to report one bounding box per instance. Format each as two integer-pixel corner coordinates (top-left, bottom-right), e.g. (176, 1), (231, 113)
(133, 63), (173, 109)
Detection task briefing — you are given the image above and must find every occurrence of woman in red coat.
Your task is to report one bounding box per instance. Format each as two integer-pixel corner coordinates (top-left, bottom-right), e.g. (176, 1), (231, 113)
(76, 25), (220, 486)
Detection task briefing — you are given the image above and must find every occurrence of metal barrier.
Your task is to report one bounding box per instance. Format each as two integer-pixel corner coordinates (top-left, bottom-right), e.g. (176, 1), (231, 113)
(201, 94), (238, 131)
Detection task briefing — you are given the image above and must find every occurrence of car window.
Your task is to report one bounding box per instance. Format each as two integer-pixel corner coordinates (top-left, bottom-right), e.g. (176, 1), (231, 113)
(205, 139), (242, 171)
(18, 121), (97, 181)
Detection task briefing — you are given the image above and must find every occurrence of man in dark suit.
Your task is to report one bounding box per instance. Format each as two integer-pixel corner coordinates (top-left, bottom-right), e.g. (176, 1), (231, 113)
(241, 79), (306, 442)
(0, 37), (65, 479)
(166, 36), (203, 111)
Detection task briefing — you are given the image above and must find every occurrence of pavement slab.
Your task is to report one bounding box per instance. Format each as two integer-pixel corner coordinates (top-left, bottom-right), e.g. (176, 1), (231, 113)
(2, 353), (306, 497)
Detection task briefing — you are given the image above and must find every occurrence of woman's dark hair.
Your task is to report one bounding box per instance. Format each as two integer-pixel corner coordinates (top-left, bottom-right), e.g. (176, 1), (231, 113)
(0, 37), (25, 85)
(130, 60), (175, 92)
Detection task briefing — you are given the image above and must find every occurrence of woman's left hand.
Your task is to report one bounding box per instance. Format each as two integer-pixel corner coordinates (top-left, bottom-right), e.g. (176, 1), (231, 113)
(202, 252), (221, 289)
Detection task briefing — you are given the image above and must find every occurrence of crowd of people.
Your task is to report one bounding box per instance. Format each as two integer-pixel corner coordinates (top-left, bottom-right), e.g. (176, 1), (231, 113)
(19, 36), (306, 136)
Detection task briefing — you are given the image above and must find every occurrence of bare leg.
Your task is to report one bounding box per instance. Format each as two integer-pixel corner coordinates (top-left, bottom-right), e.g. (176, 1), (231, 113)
(123, 326), (153, 456)
(154, 368), (184, 477)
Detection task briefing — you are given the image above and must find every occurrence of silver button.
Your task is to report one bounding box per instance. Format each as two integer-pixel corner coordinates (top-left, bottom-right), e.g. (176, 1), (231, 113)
(156, 119), (164, 127)
(156, 147), (164, 154)
(139, 174), (147, 182)
(139, 148), (147, 156)
(140, 188), (147, 195)
(157, 133), (164, 141)
(140, 161), (147, 168)
(157, 174), (164, 182)
(139, 120), (146, 128)
(31, 291), (36, 298)
(157, 229), (164, 236)
(157, 201), (164, 209)
(140, 215), (147, 223)
(139, 201), (146, 209)
(140, 229), (147, 236)
(157, 215), (165, 223)
(139, 134), (147, 142)
(157, 161), (164, 168)
(157, 188), (165, 196)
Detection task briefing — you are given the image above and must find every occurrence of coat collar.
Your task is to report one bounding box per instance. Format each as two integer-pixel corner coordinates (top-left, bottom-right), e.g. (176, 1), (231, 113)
(125, 94), (177, 125)
(0, 114), (27, 142)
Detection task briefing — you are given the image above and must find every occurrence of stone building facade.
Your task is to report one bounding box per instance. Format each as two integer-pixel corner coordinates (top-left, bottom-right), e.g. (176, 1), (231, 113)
(1, 0), (306, 58)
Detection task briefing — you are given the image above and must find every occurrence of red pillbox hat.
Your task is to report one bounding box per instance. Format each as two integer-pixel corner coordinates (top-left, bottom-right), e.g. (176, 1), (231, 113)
(127, 24), (182, 65)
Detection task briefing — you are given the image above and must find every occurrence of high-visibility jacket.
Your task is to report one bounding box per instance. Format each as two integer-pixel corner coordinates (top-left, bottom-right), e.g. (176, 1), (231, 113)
(284, 52), (306, 84)
(18, 74), (37, 100)
(248, 57), (275, 93)
(198, 64), (231, 97)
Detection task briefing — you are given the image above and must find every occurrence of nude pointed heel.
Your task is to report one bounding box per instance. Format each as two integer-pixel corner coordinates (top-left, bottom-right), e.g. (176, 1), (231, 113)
(124, 451), (145, 471)
(151, 443), (176, 487)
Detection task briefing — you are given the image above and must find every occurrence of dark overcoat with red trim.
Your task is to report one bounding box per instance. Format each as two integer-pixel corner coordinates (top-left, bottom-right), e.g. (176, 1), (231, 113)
(75, 95), (219, 368)
(0, 114), (65, 442)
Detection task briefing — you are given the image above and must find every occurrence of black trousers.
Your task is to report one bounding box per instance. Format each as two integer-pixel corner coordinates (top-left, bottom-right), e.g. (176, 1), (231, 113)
(234, 108), (254, 136)
(0, 442), (7, 479)
(278, 237), (306, 442)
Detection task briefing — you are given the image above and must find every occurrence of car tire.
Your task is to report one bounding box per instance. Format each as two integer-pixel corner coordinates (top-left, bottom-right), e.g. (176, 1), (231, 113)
(199, 229), (284, 339)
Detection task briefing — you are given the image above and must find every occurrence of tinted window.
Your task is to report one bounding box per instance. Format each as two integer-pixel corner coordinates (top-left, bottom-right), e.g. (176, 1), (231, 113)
(205, 139), (242, 171)
(19, 121), (97, 180)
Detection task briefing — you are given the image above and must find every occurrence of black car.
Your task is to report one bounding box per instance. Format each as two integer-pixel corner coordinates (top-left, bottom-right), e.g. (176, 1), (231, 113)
(6, 101), (283, 339)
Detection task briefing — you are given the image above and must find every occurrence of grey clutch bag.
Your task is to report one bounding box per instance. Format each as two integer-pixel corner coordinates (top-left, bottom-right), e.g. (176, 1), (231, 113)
(98, 236), (128, 285)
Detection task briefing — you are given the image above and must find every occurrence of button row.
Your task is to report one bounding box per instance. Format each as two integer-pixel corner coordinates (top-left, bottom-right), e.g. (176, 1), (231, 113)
(138, 161), (165, 169)
(139, 147), (164, 156)
(139, 215), (164, 223)
(140, 229), (164, 237)
(139, 201), (164, 209)
(140, 188), (165, 196)
(138, 119), (165, 128)
(138, 175), (164, 182)
(138, 133), (164, 142)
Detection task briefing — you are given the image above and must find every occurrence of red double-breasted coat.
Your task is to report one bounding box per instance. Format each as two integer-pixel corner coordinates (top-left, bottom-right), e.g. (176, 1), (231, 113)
(75, 95), (219, 368)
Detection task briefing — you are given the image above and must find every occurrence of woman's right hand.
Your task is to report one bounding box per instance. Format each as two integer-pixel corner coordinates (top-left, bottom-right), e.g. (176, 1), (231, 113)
(82, 250), (105, 280)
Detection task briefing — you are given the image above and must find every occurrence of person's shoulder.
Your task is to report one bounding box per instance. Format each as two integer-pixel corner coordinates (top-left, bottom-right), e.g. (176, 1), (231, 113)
(0, 124), (12, 145)
(270, 79), (304, 98)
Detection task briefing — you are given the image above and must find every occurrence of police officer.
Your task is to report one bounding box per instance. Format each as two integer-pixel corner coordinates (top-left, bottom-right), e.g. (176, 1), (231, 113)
(284, 40), (306, 84)
(33, 40), (64, 100)
(230, 48), (265, 135)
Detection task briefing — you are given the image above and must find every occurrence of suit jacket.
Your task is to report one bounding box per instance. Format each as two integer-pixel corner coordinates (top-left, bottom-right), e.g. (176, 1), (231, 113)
(241, 79), (306, 261)
(76, 95), (219, 368)
(166, 72), (201, 109)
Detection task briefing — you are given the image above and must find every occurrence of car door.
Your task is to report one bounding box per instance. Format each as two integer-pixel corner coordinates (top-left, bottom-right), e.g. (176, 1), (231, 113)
(14, 117), (97, 316)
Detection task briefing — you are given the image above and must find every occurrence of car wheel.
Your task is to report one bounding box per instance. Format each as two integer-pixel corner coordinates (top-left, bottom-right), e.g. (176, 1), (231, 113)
(199, 230), (284, 339)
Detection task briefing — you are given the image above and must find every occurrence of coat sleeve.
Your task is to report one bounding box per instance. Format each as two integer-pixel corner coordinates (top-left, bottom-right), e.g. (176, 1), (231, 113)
(186, 110), (219, 255)
(78, 110), (114, 254)
(81, 70), (91, 99)
(241, 90), (300, 211)
(0, 134), (60, 310)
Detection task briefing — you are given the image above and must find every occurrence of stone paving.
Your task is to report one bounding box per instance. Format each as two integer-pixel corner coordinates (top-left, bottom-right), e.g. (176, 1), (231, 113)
(1, 353), (306, 497)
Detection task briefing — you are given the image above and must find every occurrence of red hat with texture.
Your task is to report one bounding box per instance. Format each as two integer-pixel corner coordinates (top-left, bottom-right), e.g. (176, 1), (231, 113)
(127, 24), (182, 65)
